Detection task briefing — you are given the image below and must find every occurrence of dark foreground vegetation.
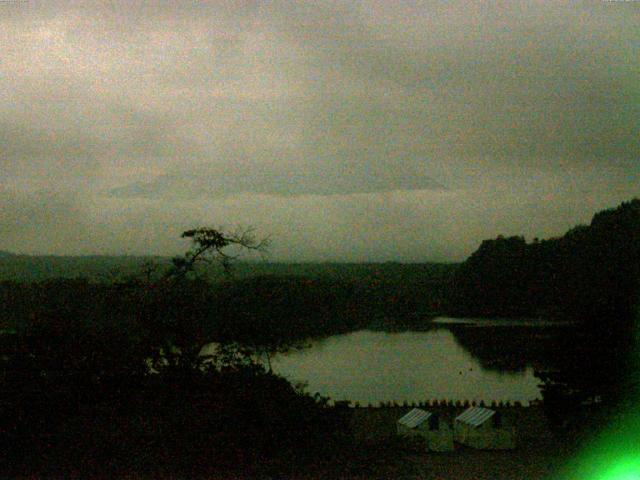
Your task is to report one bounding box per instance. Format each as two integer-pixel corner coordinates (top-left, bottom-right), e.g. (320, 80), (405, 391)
(1, 199), (639, 478)
(0, 251), (359, 477)
(0, 229), (430, 478)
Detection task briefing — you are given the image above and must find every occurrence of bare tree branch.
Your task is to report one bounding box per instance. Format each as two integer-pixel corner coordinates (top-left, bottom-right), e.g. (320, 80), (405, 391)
(164, 226), (270, 282)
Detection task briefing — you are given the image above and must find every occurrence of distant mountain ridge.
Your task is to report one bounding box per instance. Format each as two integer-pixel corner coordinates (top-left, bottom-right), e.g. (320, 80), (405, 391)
(0, 254), (165, 282)
(0, 253), (458, 284)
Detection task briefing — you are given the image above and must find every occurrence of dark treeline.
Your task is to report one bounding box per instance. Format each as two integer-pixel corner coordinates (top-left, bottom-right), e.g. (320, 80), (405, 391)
(0, 251), (458, 284)
(449, 199), (640, 325)
(0, 271), (447, 349)
(0, 258), (454, 336)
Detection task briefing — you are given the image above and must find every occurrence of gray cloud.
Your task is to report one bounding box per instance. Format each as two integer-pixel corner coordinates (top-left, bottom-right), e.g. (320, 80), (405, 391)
(0, 1), (638, 259)
(108, 161), (444, 199)
(0, 190), (91, 253)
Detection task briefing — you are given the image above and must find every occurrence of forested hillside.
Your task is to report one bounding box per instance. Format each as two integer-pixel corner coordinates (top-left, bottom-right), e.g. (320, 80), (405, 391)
(449, 199), (640, 326)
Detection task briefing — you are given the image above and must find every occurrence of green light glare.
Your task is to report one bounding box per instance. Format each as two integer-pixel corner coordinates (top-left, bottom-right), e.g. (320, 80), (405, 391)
(599, 458), (640, 480)
(558, 411), (640, 479)
(558, 308), (640, 480)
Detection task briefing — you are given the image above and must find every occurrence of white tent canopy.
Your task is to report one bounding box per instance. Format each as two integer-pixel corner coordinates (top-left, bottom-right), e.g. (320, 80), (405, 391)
(396, 408), (453, 452)
(398, 408), (433, 429)
(455, 406), (495, 427)
(454, 406), (515, 450)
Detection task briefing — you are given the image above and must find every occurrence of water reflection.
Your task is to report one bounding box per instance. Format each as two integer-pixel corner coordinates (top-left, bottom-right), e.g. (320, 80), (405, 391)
(271, 329), (542, 405)
(446, 325), (566, 373)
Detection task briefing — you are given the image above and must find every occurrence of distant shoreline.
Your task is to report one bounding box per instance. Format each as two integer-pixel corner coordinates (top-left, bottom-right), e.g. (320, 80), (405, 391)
(431, 317), (577, 327)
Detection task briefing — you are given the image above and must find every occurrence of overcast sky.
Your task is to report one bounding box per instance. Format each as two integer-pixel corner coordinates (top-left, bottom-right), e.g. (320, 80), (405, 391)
(1, 1), (638, 261)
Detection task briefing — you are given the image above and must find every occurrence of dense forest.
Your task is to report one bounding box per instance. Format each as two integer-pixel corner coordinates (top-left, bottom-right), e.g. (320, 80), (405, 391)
(450, 199), (640, 324)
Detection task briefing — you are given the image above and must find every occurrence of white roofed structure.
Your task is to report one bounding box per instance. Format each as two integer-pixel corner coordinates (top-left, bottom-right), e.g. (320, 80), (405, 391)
(396, 408), (453, 452)
(454, 406), (515, 450)
(398, 408), (432, 429)
(455, 406), (495, 427)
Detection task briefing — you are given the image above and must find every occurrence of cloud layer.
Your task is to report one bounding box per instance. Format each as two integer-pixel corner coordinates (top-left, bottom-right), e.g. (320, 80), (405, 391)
(1, 1), (638, 260)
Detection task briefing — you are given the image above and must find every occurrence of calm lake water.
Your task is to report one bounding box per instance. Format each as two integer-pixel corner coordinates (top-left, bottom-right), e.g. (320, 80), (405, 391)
(271, 328), (544, 406)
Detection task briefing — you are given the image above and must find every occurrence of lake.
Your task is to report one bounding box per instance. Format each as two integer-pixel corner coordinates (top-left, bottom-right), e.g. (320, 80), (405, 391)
(271, 326), (546, 406)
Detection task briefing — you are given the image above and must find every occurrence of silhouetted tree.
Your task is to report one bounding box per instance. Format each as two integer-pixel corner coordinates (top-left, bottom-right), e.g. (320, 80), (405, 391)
(168, 226), (270, 280)
(140, 226), (270, 371)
